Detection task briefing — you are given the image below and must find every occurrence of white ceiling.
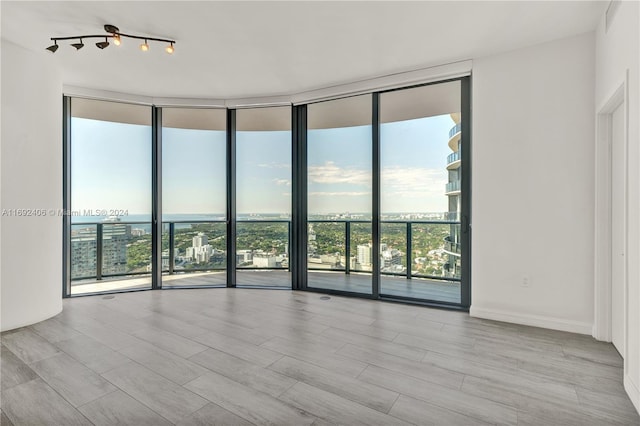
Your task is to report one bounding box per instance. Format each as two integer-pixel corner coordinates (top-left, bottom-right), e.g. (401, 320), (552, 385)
(1, 1), (607, 99)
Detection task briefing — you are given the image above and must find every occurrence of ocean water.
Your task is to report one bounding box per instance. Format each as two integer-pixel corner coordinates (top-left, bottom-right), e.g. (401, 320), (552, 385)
(71, 213), (293, 233)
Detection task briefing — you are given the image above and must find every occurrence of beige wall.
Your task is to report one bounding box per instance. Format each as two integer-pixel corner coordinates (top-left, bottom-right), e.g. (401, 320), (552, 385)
(470, 32), (596, 333)
(1, 40), (63, 331)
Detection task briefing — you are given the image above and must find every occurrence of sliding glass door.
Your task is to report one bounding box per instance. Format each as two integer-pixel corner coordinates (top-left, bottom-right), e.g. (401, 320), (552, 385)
(236, 106), (292, 287)
(161, 108), (227, 287)
(301, 78), (469, 306)
(306, 95), (373, 294)
(379, 81), (464, 304)
(69, 98), (152, 295)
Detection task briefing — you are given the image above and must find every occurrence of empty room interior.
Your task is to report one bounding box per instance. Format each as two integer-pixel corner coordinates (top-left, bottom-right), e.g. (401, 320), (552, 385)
(1, 1), (639, 425)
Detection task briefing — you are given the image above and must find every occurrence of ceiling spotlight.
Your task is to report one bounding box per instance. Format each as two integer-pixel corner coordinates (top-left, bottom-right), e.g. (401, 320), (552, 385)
(104, 24), (119, 34)
(96, 38), (110, 49)
(140, 40), (149, 51)
(46, 41), (59, 53)
(71, 39), (84, 50)
(165, 43), (174, 54)
(113, 34), (121, 46)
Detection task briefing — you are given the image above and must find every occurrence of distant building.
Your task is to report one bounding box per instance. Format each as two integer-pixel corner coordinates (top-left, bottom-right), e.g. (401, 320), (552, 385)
(253, 254), (277, 268)
(236, 249), (253, 265)
(185, 232), (213, 263)
(357, 243), (372, 266)
(381, 248), (403, 268)
(70, 219), (131, 278)
(444, 114), (462, 277)
(193, 233), (208, 247)
(131, 228), (146, 237)
(102, 222), (131, 275)
(146, 252), (170, 272)
(210, 249), (226, 265)
(70, 227), (97, 278)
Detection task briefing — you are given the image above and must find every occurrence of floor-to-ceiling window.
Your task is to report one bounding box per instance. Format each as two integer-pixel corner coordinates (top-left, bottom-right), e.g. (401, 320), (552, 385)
(379, 81), (463, 304)
(68, 98), (152, 295)
(236, 106), (292, 287)
(306, 95), (373, 294)
(64, 77), (469, 307)
(161, 108), (227, 287)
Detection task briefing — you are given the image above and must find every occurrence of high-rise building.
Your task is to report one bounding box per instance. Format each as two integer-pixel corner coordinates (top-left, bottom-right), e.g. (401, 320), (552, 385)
(193, 232), (208, 247)
(357, 243), (372, 266)
(444, 113), (462, 277)
(102, 220), (132, 275)
(70, 218), (131, 278)
(185, 233), (213, 263)
(70, 227), (97, 279)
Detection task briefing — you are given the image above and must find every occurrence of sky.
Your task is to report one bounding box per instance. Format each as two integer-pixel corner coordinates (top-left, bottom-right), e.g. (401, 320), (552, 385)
(71, 113), (455, 218)
(71, 119), (152, 218)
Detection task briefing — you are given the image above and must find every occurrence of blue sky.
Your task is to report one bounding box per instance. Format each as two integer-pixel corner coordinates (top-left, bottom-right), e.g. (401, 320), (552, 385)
(71, 119), (152, 218)
(163, 127), (227, 215)
(71, 113), (455, 217)
(307, 114), (454, 214)
(237, 130), (291, 215)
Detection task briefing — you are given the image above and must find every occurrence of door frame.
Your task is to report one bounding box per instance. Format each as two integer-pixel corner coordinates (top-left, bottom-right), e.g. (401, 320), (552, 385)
(593, 74), (628, 361)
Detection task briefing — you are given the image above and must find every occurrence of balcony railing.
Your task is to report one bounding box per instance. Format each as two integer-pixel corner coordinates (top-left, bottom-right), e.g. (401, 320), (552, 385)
(71, 218), (460, 282)
(445, 180), (460, 193)
(443, 239), (461, 255)
(71, 221), (152, 281)
(448, 122), (462, 139)
(308, 219), (461, 281)
(446, 150), (461, 166)
(70, 220), (291, 281)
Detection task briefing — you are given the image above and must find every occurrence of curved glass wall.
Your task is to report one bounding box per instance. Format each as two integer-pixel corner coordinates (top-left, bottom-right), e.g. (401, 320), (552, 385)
(64, 77), (469, 308)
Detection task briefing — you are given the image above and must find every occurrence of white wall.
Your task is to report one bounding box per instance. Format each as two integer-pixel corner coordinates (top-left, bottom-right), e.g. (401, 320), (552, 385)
(595, 1), (640, 412)
(1, 40), (63, 331)
(470, 33), (596, 334)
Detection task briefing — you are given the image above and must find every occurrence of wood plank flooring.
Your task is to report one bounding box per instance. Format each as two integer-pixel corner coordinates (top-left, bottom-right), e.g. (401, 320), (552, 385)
(1, 288), (638, 425)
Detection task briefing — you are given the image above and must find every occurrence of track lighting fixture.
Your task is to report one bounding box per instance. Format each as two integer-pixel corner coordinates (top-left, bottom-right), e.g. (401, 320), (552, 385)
(46, 24), (175, 54)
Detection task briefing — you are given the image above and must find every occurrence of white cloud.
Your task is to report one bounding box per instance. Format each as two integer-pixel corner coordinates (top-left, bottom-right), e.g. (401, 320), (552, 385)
(258, 162), (291, 169)
(308, 161), (371, 186)
(273, 178), (291, 186)
(381, 167), (447, 198)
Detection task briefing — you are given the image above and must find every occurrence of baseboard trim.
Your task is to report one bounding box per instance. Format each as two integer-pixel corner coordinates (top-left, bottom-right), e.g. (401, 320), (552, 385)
(469, 306), (592, 335)
(624, 374), (640, 414)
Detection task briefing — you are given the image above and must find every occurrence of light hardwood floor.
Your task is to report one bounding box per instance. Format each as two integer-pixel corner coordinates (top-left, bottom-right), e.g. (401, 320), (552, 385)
(1, 288), (638, 425)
